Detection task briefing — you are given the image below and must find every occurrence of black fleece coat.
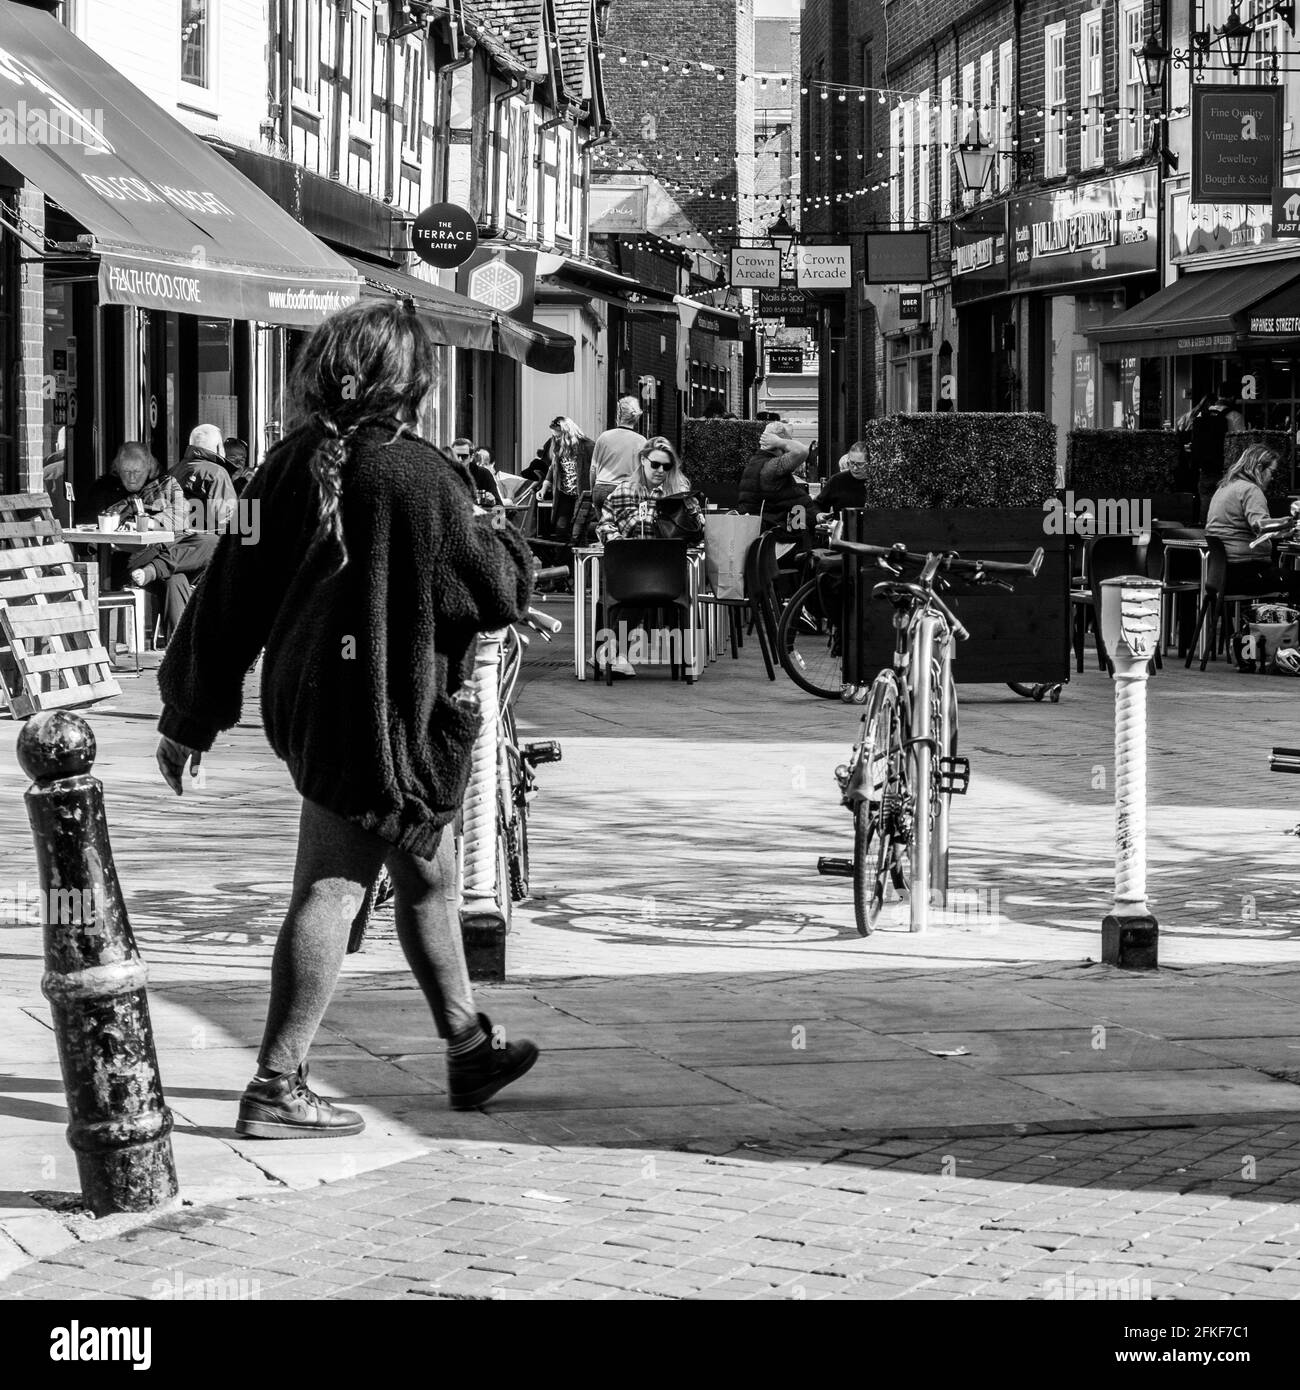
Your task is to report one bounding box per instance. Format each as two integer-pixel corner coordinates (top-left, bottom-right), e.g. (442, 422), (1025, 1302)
(157, 422), (533, 857)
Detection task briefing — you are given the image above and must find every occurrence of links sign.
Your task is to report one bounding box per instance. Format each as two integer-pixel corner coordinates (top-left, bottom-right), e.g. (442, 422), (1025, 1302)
(796, 244), (852, 289)
(412, 202), (479, 268)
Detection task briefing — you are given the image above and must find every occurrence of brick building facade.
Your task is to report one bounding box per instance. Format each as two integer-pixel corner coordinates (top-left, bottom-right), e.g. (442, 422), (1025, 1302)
(801, 0), (1176, 471)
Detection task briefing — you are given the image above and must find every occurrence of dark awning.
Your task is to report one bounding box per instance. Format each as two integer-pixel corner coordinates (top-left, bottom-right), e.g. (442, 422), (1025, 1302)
(0, 0), (359, 325)
(1091, 261), (1300, 361)
(348, 255), (574, 371)
(495, 314), (575, 373)
(346, 256), (495, 353)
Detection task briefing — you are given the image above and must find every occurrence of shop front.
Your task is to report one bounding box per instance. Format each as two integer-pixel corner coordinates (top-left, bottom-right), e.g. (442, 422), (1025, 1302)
(0, 1), (360, 507)
(1008, 169), (1159, 447)
(1093, 190), (1300, 434)
(950, 201), (1012, 412)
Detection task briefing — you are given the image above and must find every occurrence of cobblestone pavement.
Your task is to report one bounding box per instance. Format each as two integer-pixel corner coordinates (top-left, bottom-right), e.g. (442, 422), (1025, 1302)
(3, 605), (1300, 1299)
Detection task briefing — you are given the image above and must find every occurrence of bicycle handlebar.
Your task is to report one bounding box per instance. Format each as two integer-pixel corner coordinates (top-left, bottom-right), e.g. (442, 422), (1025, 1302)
(831, 535), (1045, 582)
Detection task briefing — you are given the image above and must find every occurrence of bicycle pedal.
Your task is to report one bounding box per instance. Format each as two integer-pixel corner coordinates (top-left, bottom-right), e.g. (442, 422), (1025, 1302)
(817, 857), (855, 878)
(938, 755), (971, 794)
(523, 740), (562, 765)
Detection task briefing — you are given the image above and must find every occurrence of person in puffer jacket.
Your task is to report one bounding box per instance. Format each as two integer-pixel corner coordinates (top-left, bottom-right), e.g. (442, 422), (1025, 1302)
(738, 421), (812, 536)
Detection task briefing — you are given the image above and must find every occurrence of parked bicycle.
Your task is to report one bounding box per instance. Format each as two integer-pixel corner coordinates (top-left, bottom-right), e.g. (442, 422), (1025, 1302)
(817, 533), (1043, 936)
(349, 591), (564, 953)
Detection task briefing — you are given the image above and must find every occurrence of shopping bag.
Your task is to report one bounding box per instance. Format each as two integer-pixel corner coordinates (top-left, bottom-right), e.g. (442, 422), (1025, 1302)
(704, 511), (762, 600)
(656, 492), (706, 544)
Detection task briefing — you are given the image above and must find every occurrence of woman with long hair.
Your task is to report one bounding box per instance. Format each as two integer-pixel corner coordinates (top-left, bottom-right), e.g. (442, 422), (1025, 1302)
(154, 300), (540, 1137)
(595, 436), (702, 543)
(538, 415), (593, 540)
(1205, 443), (1300, 600)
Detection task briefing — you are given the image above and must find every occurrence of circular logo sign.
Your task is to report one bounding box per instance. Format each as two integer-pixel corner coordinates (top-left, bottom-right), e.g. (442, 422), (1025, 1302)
(411, 203), (479, 268)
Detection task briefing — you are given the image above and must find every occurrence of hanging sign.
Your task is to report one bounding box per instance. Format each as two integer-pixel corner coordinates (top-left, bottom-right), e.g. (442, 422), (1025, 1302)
(412, 203), (479, 268)
(729, 246), (781, 288)
(1274, 186), (1300, 238)
(769, 349), (804, 373)
(1192, 85), (1283, 205)
(795, 244), (853, 289)
(899, 291), (922, 319)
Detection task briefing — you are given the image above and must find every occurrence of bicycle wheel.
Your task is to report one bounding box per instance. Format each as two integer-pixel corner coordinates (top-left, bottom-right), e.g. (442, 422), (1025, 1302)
(852, 674), (902, 936)
(776, 576), (844, 698)
(495, 793), (514, 934)
(931, 659), (957, 909)
(907, 630), (941, 934)
(499, 706), (531, 902)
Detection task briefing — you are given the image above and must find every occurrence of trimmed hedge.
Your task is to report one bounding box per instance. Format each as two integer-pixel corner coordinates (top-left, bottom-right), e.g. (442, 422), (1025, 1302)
(857, 413), (1056, 508)
(1066, 430), (1183, 497)
(1225, 431), (1294, 507)
(681, 418), (766, 493)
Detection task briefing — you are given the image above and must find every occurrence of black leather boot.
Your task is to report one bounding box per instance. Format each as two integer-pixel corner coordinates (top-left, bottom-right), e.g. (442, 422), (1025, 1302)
(447, 1013), (539, 1110)
(235, 1063), (365, 1139)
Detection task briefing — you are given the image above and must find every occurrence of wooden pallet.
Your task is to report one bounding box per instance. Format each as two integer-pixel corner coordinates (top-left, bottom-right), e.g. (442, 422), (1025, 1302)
(0, 492), (119, 718)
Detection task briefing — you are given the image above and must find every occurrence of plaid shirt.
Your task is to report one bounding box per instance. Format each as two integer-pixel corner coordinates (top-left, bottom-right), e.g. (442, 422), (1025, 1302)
(98, 474), (189, 534)
(597, 478), (703, 544)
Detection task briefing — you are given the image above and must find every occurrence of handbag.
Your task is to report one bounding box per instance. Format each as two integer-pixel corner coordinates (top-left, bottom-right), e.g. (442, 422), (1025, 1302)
(704, 510), (762, 600)
(655, 491), (706, 544)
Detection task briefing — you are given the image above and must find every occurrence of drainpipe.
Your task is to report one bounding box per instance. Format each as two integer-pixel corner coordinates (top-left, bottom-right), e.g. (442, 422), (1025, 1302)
(277, 0), (292, 150)
(330, 0), (348, 181)
(384, 24), (398, 205)
(488, 74), (530, 234)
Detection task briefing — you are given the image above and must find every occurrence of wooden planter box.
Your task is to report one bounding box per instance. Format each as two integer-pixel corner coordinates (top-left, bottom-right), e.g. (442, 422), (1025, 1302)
(840, 507), (1070, 686)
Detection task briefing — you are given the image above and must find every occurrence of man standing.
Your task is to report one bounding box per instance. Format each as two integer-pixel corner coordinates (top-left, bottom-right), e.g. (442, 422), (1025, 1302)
(588, 395), (647, 513)
(1190, 388), (1246, 522)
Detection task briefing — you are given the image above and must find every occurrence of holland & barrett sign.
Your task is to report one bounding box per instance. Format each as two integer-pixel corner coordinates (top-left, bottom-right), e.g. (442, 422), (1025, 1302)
(1192, 86), (1283, 205)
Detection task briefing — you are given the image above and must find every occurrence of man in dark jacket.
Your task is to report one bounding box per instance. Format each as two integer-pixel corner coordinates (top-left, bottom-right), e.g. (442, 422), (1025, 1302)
(172, 424), (239, 533)
(816, 442), (870, 515)
(739, 421), (812, 534)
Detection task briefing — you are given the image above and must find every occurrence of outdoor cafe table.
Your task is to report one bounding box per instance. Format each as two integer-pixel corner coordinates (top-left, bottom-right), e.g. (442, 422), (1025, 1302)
(65, 526), (178, 548)
(572, 542), (710, 681)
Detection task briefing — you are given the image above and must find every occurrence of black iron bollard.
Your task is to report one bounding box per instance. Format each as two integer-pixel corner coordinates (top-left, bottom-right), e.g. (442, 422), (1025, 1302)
(18, 710), (178, 1217)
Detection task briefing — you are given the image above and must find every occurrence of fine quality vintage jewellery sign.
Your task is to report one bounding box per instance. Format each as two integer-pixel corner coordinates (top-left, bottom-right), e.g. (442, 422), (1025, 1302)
(1192, 85), (1283, 205)
(729, 246), (782, 288)
(796, 244), (853, 289)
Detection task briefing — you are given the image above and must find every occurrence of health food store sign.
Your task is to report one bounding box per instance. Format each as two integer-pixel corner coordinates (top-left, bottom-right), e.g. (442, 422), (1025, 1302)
(1192, 86), (1283, 205)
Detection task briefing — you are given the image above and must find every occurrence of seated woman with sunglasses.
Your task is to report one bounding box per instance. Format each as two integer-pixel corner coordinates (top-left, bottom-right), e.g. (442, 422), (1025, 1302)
(595, 437), (704, 544)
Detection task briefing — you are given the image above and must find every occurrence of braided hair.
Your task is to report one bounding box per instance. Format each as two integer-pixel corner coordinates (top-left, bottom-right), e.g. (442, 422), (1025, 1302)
(287, 300), (437, 568)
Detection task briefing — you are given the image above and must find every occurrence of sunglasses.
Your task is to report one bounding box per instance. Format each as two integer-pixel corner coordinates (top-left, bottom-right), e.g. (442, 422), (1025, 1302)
(453, 451), (470, 460)
(646, 458), (671, 469)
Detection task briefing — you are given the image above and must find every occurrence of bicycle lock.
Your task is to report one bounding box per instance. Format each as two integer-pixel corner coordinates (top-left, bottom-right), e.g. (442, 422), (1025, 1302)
(17, 710), (179, 1216)
(1098, 577), (1164, 968)
(460, 628), (508, 981)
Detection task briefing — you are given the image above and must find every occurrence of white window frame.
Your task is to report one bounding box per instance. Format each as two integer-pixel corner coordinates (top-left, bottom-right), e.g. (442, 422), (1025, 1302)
(292, 0), (319, 108)
(997, 42), (1013, 192)
(1045, 23), (1067, 177)
(889, 105), (901, 227)
(1119, 0), (1145, 159)
(960, 63), (975, 207)
(1081, 10), (1104, 168)
(506, 98), (532, 219)
(555, 126), (574, 236)
(180, 0), (213, 95)
(939, 75), (952, 216)
(901, 100), (915, 227)
(400, 38), (423, 162)
(349, 2), (374, 137)
(979, 51), (994, 144)
(1254, 18), (1300, 144)
(917, 89), (931, 223)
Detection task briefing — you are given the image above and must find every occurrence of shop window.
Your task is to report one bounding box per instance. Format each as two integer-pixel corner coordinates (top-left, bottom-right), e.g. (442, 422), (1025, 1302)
(181, 0), (210, 92)
(1044, 24), (1067, 177)
(1081, 11), (1103, 169)
(917, 89), (931, 222)
(1119, 0), (1145, 159)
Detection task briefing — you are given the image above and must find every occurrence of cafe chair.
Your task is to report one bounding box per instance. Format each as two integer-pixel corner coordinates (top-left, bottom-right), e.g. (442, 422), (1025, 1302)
(1184, 536), (1285, 671)
(1144, 530), (1202, 657)
(98, 587), (148, 674)
(1072, 536), (1141, 675)
(698, 535), (776, 679)
(602, 539), (693, 684)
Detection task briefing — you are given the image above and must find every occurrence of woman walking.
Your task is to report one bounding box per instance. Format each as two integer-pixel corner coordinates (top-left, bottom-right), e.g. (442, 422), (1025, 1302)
(154, 300), (540, 1137)
(538, 415), (593, 541)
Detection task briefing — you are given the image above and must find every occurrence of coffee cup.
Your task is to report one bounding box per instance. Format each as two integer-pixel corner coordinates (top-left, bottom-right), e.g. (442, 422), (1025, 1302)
(98, 513), (120, 533)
